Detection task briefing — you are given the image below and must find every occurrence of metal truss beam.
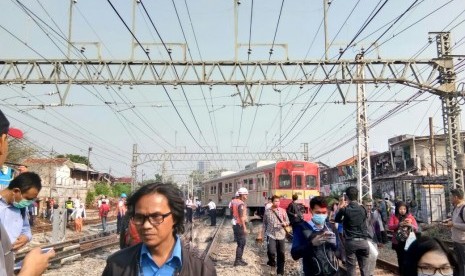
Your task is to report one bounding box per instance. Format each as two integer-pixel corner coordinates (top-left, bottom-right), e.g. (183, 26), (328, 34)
(0, 59), (447, 94)
(135, 151), (306, 166)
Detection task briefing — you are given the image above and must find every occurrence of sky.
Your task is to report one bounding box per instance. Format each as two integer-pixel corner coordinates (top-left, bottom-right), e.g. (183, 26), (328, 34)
(0, 0), (465, 183)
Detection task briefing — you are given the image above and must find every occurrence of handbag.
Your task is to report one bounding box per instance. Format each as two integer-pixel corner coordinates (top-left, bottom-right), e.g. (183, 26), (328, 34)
(404, 231), (416, 250)
(272, 209), (293, 242)
(396, 226), (411, 242)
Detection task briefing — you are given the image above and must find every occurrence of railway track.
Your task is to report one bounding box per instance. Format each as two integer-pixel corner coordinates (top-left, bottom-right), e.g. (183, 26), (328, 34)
(32, 216), (116, 233)
(15, 229), (119, 271)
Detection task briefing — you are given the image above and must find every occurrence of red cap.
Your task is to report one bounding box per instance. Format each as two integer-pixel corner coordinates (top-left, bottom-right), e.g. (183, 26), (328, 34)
(8, 128), (23, 139)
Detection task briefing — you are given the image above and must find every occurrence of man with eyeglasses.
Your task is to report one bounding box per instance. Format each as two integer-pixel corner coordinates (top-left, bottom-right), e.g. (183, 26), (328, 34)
(103, 182), (217, 276)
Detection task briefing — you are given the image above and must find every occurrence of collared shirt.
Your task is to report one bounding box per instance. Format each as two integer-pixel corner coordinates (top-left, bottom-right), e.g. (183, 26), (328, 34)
(140, 236), (182, 276)
(263, 207), (290, 240)
(207, 201), (216, 210)
(185, 199), (193, 209)
(0, 196), (31, 243)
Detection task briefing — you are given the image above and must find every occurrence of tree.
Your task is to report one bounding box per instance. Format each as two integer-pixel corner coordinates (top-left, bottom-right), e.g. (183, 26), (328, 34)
(94, 182), (111, 196)
(111, 183), (131, 197)
(56, 154), (91, 167)
(7, 138), (38, 164)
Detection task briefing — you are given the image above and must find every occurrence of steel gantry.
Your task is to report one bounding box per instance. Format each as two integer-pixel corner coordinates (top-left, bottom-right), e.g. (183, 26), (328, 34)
(1, 33), (462, 194)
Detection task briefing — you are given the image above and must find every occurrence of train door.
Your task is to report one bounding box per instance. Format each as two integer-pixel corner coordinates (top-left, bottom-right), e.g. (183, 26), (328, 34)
(218, 182), (223, 203)
(292, 171), (304, 199)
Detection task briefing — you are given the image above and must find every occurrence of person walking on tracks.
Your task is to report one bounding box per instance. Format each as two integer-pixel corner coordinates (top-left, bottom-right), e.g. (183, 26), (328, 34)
(72, 203), (86, 233)
(206, 199), (216, 226)
(445, 188), (465, 276)
(102, 182), (216, 276)
(286, 193), (304, 232)
(99, 200), (110, 232)
(263, 195), (290, 276)
(232, 187), (249, 266)
(388, 201), (418, 275)
(291, 196), (338, 276)
(65, 197), (74, 223)
(335, 187), (370, 276)
(185, 195), (194, 224)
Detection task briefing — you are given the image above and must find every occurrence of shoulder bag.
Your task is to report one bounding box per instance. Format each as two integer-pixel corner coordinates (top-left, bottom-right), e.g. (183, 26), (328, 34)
(272, 209), (293, 242)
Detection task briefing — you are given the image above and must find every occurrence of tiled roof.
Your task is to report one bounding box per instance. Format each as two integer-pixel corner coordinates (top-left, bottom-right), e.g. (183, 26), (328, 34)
(23, 158), (69, 165)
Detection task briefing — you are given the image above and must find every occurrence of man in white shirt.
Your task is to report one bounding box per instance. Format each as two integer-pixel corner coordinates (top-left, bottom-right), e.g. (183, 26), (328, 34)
(185, 196), (194, 223)
(207, 199), (217, 226)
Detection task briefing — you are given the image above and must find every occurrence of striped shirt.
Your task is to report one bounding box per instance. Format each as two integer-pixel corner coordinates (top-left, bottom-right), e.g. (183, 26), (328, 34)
(263, 207), (290, 240)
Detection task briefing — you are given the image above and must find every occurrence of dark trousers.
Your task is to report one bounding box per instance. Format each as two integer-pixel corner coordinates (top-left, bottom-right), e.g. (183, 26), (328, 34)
(267, 237), (285, 275)
(345, 239), (370, 276)
(66, 209), (73, 222)
(116, 214), (123, 234)
(233, 224), (246, 261)
(209, 209), (216, 226)
(186, 208), (193, 223)
(454, 242), (465, 276)
(394, 241), (406, 275)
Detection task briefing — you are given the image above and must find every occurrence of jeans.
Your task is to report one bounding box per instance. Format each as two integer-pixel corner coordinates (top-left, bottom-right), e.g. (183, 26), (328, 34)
(102, 216), (107, 232)
(209, 209), (216, 226)
(66, 209), (73, 222)
(345, 239), (370, 276)
(454, 242), (465, 276)
(267, 237), (285, 275)
(233, 224), (246, 261)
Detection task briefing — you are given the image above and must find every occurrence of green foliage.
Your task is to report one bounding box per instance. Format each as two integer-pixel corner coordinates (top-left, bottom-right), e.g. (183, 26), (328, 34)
(94, 182), (111, 196)
(56, 154), (91, 167)
(111, 183), (131, 197)
(86, 191), (95, 207)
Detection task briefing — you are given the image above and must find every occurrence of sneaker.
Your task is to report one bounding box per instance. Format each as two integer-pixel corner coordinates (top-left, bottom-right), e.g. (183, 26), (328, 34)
(234, 260), (248, 266)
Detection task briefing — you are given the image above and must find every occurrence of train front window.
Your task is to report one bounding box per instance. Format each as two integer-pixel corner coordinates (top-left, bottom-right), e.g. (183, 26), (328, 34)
(278, 174), (291, 188)
(306, 175), (317, 188)
(295, 175), (303, 188)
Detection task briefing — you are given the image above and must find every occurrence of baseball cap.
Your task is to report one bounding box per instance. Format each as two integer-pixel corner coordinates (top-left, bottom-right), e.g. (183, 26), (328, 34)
(0, 110), (23, 139)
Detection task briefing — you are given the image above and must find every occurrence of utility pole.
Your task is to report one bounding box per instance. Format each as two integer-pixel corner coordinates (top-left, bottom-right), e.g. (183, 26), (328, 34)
(234, 0), (239, 61)
(303, 143), (309, 161)
(131, 144), (138, 192)
(356, 53), (372, 202)
(432, 32), (463, 190)
(323, 0), (329, 60)
(429, 117), (437, 175)
(67, 0), (74, 58)
(86, 146), (92, 188)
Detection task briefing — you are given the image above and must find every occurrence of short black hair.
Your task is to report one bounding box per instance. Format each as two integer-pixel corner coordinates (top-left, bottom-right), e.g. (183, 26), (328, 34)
(404, 236), (458, 276)
(127, 182), (185, 235)
(8, 172), (42, 193)
(345, 186), (358, 201)
(271, 195), (280, 202)
(450, 189), (464, 200)
(310, 196), (328, 209)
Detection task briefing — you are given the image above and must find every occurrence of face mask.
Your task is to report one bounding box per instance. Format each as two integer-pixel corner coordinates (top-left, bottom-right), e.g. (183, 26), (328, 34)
(312, 214), (327, 225)
(12, 191), (34, 209)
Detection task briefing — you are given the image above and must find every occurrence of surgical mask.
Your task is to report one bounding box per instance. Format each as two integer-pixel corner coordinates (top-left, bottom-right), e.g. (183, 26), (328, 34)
(312, 214), (327, 225)
(12, 191), (34, 209)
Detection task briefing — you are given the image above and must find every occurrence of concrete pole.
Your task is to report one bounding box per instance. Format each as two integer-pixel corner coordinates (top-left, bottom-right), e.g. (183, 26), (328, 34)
(429, 117), (437, 175)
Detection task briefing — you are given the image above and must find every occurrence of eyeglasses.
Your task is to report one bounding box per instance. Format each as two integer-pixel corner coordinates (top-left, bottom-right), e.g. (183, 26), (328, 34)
(418, 266), (454, 276)
(132, 212), (172, 226)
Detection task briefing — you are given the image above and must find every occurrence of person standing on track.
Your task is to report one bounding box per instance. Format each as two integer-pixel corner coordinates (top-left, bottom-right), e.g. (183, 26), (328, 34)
(117, 193), (127, 234)
(206, 199), (216, 226)
(263, 195), (290, 276)
(185, 195), (194, 224)
(99, 199), (110, 232)
(65, 197), (74, 223)
(445, 188), (465, 276)
(287, 193), (304, 232)
(72, 203), (86, 233)
(102, 182), (216, 276)
(335, 187), (370, 276)
(388, 201), (418, 275)
(232, 187), (249, 267)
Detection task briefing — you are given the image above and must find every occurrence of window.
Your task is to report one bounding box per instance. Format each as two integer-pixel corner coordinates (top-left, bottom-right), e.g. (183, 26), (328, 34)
(306, 176), (317, 189)
(295, 175), (303, 188)
(279, 174), (291, 188)
(210, 186), (217, 194)
(247, 178), (253, 191)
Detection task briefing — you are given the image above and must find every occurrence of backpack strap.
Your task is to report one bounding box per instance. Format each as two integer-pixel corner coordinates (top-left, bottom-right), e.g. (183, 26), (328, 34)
(460, 205), (465, 223)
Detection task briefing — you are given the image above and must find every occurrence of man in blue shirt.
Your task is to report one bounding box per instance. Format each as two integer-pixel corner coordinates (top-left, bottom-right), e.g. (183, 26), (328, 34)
(0, 109), (55, 276)
(103, 182), (216, 276)
(0, 172), (42, 250)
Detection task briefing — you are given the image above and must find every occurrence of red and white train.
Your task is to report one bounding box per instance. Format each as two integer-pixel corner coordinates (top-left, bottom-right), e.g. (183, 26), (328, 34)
(201, 160), (320, 218)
